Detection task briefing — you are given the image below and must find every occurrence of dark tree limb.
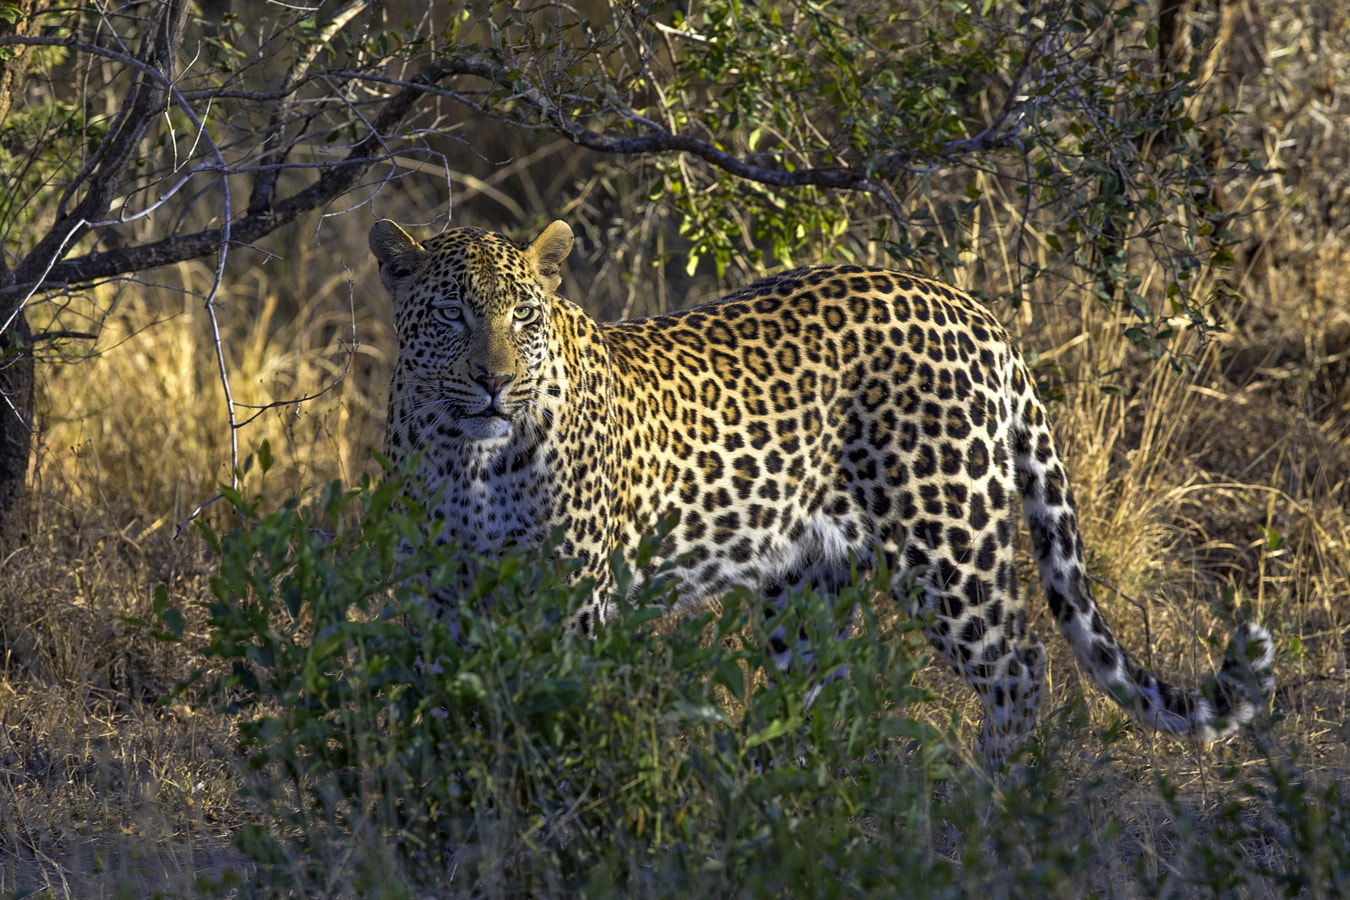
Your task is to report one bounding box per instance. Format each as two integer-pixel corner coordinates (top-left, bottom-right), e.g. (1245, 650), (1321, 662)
(0, 58), (479, 298)
(0, 314), (32, 559)
(0, 51), (1028, 300)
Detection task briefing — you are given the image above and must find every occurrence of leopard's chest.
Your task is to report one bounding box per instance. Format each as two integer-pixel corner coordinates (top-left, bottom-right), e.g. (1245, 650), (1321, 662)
(416, 441), (554, 553)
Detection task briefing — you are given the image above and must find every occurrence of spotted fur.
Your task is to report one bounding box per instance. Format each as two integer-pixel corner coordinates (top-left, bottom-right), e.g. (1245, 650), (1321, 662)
(372, 218), (1274, 752)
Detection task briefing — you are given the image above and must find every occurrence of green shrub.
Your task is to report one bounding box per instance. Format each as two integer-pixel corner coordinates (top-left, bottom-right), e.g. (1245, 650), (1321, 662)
(145, 469), (1349, 898)
(179, 471), (976, 897)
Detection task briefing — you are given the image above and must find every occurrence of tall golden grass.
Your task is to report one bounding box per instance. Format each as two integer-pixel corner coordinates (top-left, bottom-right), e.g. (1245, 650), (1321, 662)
(33, 244), (391, 525)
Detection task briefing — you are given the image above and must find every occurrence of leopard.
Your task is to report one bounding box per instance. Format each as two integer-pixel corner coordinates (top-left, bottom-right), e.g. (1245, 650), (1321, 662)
(370, 216), (1274, 754)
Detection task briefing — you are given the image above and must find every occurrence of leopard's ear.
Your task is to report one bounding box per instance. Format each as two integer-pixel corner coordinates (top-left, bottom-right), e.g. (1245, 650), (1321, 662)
(527, 220), (574, 294)
(369, 220), (426, 294)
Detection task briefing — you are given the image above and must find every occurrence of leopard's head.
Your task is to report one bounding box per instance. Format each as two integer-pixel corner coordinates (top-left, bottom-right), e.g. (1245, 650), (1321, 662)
(371, 220), (574, 441)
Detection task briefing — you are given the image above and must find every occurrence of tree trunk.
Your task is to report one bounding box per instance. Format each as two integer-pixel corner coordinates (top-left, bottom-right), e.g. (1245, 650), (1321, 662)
(0, 0), (41, 558)
(0, 317), (33, 559)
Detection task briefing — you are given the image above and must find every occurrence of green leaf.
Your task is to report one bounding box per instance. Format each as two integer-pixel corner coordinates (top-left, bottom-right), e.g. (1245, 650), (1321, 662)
(746, 715), (797, 749)
(1263, 527), (1285, 552)
(195, 521), (221, 554)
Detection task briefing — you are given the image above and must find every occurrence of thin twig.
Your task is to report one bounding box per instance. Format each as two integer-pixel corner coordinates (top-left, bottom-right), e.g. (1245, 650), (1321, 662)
(24, 331), (98, 344)
(232, 267), (362, 427)
(1088, 572), (1154, 665)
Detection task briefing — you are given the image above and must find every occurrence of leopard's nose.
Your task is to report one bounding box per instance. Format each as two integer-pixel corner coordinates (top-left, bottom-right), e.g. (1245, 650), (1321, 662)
(474, 371), (515, 396)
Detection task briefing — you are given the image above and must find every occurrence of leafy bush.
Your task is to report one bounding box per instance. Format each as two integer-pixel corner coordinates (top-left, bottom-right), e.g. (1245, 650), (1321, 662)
(179, 471), (974, 896)
(144, 468), (1350, 898)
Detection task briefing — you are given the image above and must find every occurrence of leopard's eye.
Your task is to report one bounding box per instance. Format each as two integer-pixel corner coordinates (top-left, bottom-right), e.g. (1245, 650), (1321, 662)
(433, 305), (462, 324)
(513, 305), (539, 324)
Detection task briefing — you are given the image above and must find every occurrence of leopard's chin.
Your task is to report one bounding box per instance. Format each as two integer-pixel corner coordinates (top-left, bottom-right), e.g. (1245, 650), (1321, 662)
(460, 411), (514, 441)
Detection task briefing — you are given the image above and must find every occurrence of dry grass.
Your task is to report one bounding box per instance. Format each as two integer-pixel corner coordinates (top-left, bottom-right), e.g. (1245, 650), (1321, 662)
(3, 6), (1350, 894)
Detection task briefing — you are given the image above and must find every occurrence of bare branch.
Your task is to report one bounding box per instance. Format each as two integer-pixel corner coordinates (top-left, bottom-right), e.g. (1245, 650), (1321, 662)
(0, 57), (484, 298)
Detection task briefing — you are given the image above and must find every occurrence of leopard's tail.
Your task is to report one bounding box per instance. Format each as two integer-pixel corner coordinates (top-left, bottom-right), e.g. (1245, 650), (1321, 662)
(1011, 396), (1274, 742)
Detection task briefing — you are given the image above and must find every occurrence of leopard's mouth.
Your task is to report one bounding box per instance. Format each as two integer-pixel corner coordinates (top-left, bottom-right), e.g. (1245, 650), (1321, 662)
(456, 406), (515, 441)
(463, 404), (514, 424)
